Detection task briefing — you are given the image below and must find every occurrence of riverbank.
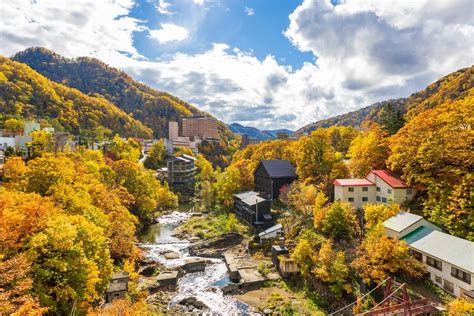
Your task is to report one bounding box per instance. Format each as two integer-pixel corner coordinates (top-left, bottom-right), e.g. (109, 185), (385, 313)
(137, 211), (251, 314)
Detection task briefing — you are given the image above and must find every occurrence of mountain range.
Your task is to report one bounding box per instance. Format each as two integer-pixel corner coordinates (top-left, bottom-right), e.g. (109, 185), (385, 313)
(228, 123), (294, 140)
(297, 66), (473, 135)
(10, 47), (236, 143)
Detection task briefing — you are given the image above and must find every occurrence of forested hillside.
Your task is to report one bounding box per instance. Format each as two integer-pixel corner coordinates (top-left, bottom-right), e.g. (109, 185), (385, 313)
(297, 66), (473, 135)
(0, 56), (152, 138)
(13, 47), (236, 142)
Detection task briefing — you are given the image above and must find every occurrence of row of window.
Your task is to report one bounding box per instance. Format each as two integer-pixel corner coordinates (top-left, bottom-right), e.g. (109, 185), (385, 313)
(347, 197), (369, 202)
(376, 196), (388, 203)
(348, 186), (414, 195)
(412, 250), (471, 285)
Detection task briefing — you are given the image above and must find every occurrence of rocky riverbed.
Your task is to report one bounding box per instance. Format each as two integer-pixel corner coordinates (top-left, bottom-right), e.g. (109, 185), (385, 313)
(138, 211), (251, 315)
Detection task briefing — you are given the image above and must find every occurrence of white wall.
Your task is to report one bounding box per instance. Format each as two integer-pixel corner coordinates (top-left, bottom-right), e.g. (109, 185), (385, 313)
(366, 172), (415, 205)
(334, 185), (376, 208)
(413, 250), (474, 298)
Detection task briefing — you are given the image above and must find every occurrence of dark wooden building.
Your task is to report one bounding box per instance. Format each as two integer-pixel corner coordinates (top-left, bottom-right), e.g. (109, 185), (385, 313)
(254, 160), (297, 200)
(233, 191), (271, 226)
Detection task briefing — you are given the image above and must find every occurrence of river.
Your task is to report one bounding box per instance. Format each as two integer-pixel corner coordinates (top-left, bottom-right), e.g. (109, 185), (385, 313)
(139, 211), (250, 315)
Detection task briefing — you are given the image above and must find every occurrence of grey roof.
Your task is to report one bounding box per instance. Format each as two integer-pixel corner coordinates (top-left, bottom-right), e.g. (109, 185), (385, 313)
(107, 281), (127, 293)
(259, 224), (283, 237)
(111, 271), (129, 279)
(258, 160), (296, 178)
(182, 154), (196, 161)
(383, 212), (423, 232)
(407, 229), (474, 273)
(242, 195), (266, 206)
(234, 191), (259, 200)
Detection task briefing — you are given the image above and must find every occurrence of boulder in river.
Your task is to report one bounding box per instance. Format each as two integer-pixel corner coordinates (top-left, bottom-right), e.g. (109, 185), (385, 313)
(178, 296), (209, 311)
(189, 233), (244, 258)
(163, 250), (180, 260)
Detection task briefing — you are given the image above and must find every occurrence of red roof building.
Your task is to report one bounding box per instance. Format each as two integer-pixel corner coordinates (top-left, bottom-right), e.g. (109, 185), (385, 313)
(367, 170), (409, 188)
(334, 169), (415, 208)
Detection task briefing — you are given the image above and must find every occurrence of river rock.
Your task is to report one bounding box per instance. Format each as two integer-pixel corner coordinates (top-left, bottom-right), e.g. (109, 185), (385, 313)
(163, 250), (180, 260)
(189, 233), (244, 258)
(138, 257), (155, 266)
(178, 297), (208, 311)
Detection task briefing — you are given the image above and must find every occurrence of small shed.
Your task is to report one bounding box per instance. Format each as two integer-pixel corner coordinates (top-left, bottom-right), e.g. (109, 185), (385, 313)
(105, 271), (129, 303)
(258, 224), (283, 243)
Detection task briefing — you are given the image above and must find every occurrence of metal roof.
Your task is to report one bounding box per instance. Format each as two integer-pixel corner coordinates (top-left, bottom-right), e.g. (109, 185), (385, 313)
(383, 212), (423, 232)
(405, 228), (474, 273)
(333, 179), (374, 186)
(259, 224), (283, 237)
(242, 195), (266, 206)
(257, 160), (297, 178)
(369, 170), (409, 188)
(233, 191), (259, 200)
(182, 154), (196, 161)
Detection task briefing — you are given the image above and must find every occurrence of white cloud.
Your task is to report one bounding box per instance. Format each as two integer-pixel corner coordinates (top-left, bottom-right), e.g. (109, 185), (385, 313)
(193, 0), (205, 6)
(0, 0), (472, 130)
(245, 6), (254, 16)
(155, 0), (172, 15)
(148, 23), (189, 44)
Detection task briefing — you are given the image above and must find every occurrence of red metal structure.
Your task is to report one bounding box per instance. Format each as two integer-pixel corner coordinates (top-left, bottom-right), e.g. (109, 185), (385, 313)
(360, 278), (439, 315)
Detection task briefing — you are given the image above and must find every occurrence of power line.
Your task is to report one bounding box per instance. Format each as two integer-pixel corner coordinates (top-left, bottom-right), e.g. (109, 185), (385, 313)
(328, 277), (390, 315)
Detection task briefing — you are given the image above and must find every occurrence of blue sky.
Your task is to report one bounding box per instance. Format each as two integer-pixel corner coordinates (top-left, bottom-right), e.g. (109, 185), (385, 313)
(131, 0), (314, 68)
(1, 0), (473, 130)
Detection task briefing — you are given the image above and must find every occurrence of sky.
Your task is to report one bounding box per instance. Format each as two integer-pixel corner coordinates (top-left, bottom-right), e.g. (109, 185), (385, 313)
(1, 0), (473, 130)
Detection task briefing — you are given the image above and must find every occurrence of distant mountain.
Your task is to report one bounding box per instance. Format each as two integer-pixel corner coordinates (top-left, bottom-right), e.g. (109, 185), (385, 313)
(296, 99), (406, 135)
(0, 56), (152, 138)
(229, 123), (294, 140)
(297, 66), (473, 135)
(12, 47), (236, 142)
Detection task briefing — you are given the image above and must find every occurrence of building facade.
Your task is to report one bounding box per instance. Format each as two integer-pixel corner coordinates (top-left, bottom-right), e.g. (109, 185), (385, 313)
(384, 213), (474, 300)
(254, 160), (297, 200)
(334, 169), (415, 208)
(182, 116), (219, 139)
(167, 154), (197, 186)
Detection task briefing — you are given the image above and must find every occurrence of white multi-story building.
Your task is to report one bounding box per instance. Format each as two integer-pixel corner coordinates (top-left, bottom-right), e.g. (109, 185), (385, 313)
(333, 169), (416, 208)
(384, 212), (474, 301)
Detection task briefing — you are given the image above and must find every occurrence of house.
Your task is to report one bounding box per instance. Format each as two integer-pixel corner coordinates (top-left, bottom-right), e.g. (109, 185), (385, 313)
(233, 191), (272, 227)
(254, 160), (297, 200)
(383, 213), (474, 300)
(167, 154), (197, 187)
(333, 169), (415, 208)
(105, 272), (129, 303)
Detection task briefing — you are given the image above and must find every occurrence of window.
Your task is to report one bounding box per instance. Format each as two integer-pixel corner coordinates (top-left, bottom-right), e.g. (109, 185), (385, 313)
(435, 275), (442, 284)
(376, 196), (381, 202)
(348, 187), (354, 192)
(426, 256), (442, 271)
(362, 187), (368, 192)
(348, 197), (354, 202)
(376, 187), (381, 192)
(381, 197), (387, 203)
(443, 280), (454, 293)
(407, 189), (413, 195)
(409, 249), (422, 261)
(451, 267), (471, 284)
(362, 197), (368, 202)
(387, 188), (392, 194)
